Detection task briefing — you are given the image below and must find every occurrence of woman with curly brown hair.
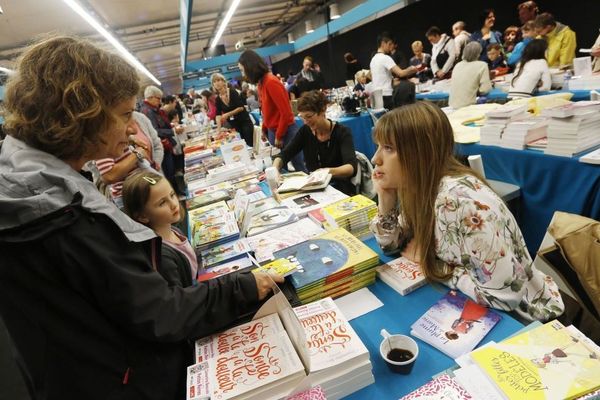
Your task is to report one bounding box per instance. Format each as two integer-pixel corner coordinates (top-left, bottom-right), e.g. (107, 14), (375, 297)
(369, 101), (564, 323)
(0, 35), (280, 399)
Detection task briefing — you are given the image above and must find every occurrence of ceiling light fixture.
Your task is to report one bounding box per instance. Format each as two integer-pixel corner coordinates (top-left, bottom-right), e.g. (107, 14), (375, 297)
(329, 3), (340, 20)
(211, 0), (242, 48)
(288, 33), (295, 43)
(62, 0), (161, 85)
(305, 20), (314, 34)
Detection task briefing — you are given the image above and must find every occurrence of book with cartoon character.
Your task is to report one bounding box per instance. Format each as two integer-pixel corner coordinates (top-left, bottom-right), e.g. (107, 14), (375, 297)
(410, 290), (501, 359)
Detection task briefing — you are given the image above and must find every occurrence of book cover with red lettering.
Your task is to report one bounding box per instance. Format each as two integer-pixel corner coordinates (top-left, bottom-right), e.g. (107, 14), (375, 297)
(376, 256), (427, 295)
(194, 313), (286, 363)
(188, 333), (305, 400)
(410, 290), (501, 359)
(294, 297), (369, 372)
(399, 374), (473, 399)
(284, 385), (327, 400)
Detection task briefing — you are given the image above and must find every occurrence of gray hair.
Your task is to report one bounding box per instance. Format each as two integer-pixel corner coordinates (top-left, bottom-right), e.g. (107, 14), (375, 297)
(144, 85), (163, 100)
(210, 72), (226, 87)
(462, 42), (482, 62)
(453, 21), (466, 31)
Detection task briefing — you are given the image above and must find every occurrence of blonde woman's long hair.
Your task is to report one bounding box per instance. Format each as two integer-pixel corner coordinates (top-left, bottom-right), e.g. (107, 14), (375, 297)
(372, 101), (487, 281)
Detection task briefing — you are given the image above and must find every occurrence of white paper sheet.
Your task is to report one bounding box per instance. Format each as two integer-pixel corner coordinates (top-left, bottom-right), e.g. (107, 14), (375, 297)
(334, 287), (383, 321)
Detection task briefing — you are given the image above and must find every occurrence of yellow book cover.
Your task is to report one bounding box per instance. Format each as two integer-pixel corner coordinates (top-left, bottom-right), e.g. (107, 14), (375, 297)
(470, 320), (600, 400)
(322, 195), (376, 221)
(256, 257), (301, 277)
(273, 228), (379, 290)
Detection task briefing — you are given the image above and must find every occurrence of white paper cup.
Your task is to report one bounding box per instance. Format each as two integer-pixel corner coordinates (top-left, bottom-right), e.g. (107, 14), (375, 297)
(379, 329), (419, 374)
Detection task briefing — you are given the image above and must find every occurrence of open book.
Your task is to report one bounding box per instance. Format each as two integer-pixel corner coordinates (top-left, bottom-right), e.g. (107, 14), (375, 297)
(187, 285), (372, 400)
(277, 170), (332, 193)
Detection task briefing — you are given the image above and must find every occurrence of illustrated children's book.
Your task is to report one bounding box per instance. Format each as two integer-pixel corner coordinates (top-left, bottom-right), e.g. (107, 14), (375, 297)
(470, 320), (600, 400)
(376, 256), (427, 296)
(410, 290), (501, 359)
(400, 374), (473, 400)
(197, 256), (254, 282)
(245, 206), (299, 237)
(200, 239), (251, 269)
(255, 257), (303, 277)
(277, 170), (332, 193)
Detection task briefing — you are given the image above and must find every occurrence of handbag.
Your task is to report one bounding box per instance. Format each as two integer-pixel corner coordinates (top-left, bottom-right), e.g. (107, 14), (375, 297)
(435, 36), (452, 70)
(161, 137), (174, 153)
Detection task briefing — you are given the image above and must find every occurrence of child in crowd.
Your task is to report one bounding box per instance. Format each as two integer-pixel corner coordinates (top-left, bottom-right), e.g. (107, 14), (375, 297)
(123, 171), (198, 288)
(369, 101), (564, 323)
(508, 39), (551, 99)
(486, 43), (508, 76)
(508, 21), (536, 67)
(503, 26), (521, 58)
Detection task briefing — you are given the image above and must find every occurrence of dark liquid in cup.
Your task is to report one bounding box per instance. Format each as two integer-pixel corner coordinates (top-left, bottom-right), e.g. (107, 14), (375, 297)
(387, 348), (414, 362)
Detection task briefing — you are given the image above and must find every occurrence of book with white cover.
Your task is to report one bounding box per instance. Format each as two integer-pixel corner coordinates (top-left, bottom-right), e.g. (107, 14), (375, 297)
(541, 100), (600, 118)
(376, 256), (427, 295)
(485, 103), (529, 118)
(281, 186), (348, 217)
(220, 139), (251, 166)
(579, 147), (600, 164)
(278, 170), (332, 193)
(245, 218), (325, 263)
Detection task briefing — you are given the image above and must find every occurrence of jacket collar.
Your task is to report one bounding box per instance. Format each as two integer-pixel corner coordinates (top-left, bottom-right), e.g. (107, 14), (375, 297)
(0, 135), (155, 242)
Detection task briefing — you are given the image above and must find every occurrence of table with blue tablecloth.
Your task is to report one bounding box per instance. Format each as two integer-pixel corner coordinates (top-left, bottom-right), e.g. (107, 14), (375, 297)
(345, 237), (524, 399)
(455, 143), (600, 255)
(416, 87), (596, 103)
(249, 110), (378, 160)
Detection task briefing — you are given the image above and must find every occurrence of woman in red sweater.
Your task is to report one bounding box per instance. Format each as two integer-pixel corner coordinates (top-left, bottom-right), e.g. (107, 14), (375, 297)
(238, 50), (305, 172)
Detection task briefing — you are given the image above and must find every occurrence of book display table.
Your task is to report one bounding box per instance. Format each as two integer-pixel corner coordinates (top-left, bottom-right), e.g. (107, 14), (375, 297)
(344, 237), (524, 399)
(416, 87), (596, 104)
(456, 142), (600, 256)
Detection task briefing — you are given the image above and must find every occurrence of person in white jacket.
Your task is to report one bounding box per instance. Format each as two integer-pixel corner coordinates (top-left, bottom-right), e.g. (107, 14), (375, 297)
(427, 26), (456, 80)
(508, 39), (551, 99)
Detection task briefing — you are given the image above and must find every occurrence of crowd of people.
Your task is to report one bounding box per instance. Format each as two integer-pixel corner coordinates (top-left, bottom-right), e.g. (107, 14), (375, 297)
(1, 2), (600, 399)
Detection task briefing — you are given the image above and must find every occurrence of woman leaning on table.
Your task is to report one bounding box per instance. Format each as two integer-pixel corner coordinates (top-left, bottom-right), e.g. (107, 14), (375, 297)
(273, 90), (358, 196)
(370, 102), (578, 322)
(238, 49), (305, 172)
(0, 35), (281, 399)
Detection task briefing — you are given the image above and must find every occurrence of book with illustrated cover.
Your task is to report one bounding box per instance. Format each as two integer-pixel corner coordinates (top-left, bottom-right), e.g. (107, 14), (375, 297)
(322, 195), (376, 221)
(245, 218), (325, 263)
(376, 256), (427, 296)
(410, 290), (501, 359)
(400, 374), (473, 400)
(200, 239), (251, 268)
(255, 257), (302, 277)
(470, 321), (600, 400)
(281, 186), (348, 217)
(186, 189), (230, 210)
(322, 195), (377, 239)
(284, 385), (327, 400)
(273, 228), (379, 302)
(220, 139), (251, 166)
(278, 170), (332, 193)
(197, 256), (253, 282)
(245, 206), (299, 237)
(190, 211), (239, 250)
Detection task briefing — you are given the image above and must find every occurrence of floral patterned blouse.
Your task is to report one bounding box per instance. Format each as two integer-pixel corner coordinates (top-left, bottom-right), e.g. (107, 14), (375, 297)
(371, 174), (565, 322)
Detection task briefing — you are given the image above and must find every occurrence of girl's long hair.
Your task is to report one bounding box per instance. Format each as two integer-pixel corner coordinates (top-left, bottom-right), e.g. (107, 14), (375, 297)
(372, 102), (487, 281)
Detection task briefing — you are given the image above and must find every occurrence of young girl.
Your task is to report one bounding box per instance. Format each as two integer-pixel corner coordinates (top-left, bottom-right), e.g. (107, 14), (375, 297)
(123, 170), (197, 287)
(369, 101), (564, 323)
(503, 26), (521, 57)
(508, 39), (551, 99)
(507, 21), (536, 67)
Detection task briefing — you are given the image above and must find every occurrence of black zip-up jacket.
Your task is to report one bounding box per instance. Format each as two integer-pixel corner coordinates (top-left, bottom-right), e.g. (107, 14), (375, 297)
(0, 136), (260, 399)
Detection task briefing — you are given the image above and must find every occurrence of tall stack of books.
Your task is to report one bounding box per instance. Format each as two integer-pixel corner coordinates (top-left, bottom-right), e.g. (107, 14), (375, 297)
(322, 195), (378, 240)
(479, 104), (529, 146)
(187, 295), (373, 400)
(543, 101), (600, 157)
(273, 228), (380, 304)
(500, 117), (549, 150)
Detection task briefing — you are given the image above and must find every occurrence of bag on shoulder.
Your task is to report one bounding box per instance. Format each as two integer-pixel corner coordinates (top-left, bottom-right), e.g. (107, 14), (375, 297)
(435, 36), (452, 70)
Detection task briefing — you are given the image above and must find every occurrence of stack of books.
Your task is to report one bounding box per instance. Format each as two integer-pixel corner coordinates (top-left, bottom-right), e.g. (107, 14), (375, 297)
(188, 201), (239, 251)
(273, 228), (379, 304)
(543, 102), (600, 157)
(500, 117), (549, 150)
(187, 293), (373, 400)
(281, 186), (348, 218)
(448, 320), (600, 400)
(479, 104), (529, 146)
(376, 256), (427, 296)
(322, 195), (378, 240)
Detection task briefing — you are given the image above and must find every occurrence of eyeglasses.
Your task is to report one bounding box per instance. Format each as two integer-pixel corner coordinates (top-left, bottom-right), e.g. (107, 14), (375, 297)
(298, 113), (317, 121)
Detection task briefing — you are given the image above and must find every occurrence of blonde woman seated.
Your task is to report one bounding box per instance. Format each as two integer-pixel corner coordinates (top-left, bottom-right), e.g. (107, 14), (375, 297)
(369, 101), (564, 323)
(273, 90), (357, 196)
(449, 42), (492, 109)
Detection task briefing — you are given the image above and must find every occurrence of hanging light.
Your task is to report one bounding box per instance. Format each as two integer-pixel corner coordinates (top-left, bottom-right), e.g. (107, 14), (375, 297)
(329, 3), (340, 20)
(287, 32), (295, 43)
(305, 20), (314, 34)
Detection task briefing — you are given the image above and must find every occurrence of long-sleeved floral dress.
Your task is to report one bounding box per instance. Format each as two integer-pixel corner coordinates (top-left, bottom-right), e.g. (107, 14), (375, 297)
(371, 174), (565, 322)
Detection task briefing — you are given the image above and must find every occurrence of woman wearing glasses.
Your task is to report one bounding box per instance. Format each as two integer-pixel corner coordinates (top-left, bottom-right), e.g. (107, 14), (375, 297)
(272, 90), (358, 196)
